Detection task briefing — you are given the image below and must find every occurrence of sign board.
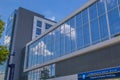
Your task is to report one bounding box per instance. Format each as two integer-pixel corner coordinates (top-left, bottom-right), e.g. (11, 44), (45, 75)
(78, 66), (120, 80)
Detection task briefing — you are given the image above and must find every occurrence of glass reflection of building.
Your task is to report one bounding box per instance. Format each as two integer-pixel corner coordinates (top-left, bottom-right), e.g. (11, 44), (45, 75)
(3, 11), (16, 80)
(24, 0), (120, 80)
(5, 11), (16, 50)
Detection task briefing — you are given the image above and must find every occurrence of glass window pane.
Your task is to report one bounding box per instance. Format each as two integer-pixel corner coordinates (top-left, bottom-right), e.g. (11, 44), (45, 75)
(108, 8), (120, 37)
(65, 32), (71, 54)
(90, 19), (100, 44)
(64, 21), (70, 33)
(60, 32), (65, 56)
(106, 0), (117, 10)
(28, 45), (33, 68)
(76, 13), (82, 28)
(82, 9), (88, 24)
(54, 39), (60, 58)
(51, 31), (55, 59)
(99, 15), (109, 40)
(89, 3), (97, 20)
(36, 28), (41, 35)
(69, 17), (75, 28)
(54, 27), (60, 40)
(37, 20), (42, 27)
(97, 0), (105, 16)
(83, 23), (90, 46)
(45, 23), (52, 29)
(76, 27), (84, 49)
(119, 6), (120, 14)
(51, 64), (55, 77)
(39, 38), (44, 64)
(31, 44), (36, 67)
(71, 30), (76, 52)
(44, 42), (52, 62)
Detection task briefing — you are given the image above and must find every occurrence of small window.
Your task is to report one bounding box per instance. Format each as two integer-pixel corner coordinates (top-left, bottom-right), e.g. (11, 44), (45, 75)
(97, 0), (105, 16)
(45, 23), (52, 29)
(36, 28), (41, 35)
(89, 3), (97, 20)
(82, 9), (88, 24)
(37, 20), (42, 27)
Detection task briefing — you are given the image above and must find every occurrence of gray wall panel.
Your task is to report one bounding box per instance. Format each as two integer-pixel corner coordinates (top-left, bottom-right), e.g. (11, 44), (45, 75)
(56, 43), (120, 77)
(13, 8), (33, 80)
(12, 8), (44, 80)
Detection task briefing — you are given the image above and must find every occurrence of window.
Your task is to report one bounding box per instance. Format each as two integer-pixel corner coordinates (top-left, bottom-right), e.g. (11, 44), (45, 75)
(76, 27), (84, 49)
(45, 23), (52, 29)
(106, 0), (117, 11)
(36, 28), (41, 35)
(44, 35), (52, 62)
(60, 25), (65, 56)
(89, 3), (97, 20)
(99, 15), (109, 40)
(71, 30), (77, 52)
(97, 0), (105, 16)
(28, 45), (33, 68)
(64, 21), (70, 33)
(55, 27), (60, 40)
(90, 19), (100, 44)
(38, 40), (43, 64)
(51, 31), (55, 59)
(54, 39), (60, 58)
(69, 17), (75, 28)
(83, 23), (90, 46)
(108, 8), (120, 37)
(51, 64), (55, 77)
(60, 35), (65, 56)
(65, 33), (71, 54)
(76, 13), (82, 28)
(82, 9), (88, 24)
(28, 64), (55, 80)
(37, 20), (42, 27)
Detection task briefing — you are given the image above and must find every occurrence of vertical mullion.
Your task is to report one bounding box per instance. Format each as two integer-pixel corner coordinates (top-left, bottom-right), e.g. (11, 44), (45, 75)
(117, 0), (120, 16)
(81, 12), (85, 48)
(96, 2), (102, 42)
(74, 16), (77, 50)
(104, 0), (111, 39)
(88, 8), (92, 45)
(63, 24), (65, 55)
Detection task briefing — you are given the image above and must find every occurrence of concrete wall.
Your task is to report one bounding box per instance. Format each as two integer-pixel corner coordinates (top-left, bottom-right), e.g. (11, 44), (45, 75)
(12, 8), (44, 80)
(56, 42), (120, 77)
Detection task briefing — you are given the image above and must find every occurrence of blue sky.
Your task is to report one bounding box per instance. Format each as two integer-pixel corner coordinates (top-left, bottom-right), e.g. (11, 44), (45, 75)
(0, 0), (88, 44)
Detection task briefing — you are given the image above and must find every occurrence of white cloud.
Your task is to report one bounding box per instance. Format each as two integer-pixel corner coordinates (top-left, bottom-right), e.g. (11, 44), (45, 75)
(4, 36), (10, 45)
(49, 16), (56, 21)
(61, 24), (76, 40)
(32, 41), (53, 56)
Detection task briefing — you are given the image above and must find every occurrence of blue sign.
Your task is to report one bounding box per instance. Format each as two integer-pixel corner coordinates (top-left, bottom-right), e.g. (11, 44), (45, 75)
(78, 66), (120, 80)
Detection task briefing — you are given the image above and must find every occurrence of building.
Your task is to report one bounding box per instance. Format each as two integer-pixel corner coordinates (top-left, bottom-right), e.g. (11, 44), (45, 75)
(24, 0), (120, 80)
(4, 7), (56, 80)
(0, 72), (4, 80)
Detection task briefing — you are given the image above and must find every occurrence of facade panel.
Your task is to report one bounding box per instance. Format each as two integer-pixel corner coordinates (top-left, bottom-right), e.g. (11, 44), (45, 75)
(56, 42), (120, 77)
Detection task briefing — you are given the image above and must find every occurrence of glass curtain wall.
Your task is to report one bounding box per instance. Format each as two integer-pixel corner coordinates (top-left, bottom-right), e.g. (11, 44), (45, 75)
(25, 0), (120, 72)
(27, 64), (55, 80)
